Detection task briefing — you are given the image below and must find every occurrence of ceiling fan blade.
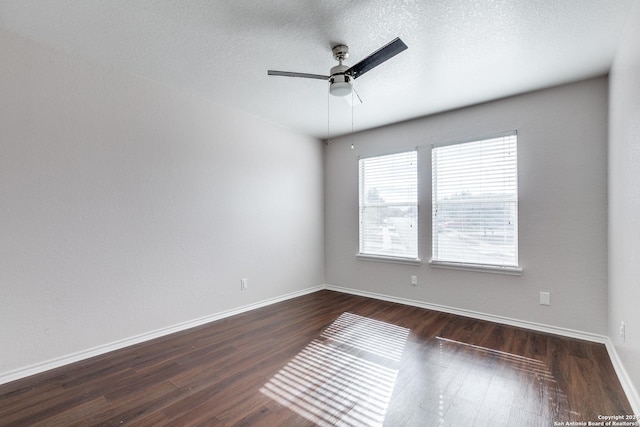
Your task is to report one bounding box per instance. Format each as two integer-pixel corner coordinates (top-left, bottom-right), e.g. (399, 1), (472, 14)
(346, 37), (408, 79)
(267, 70), (329, 80)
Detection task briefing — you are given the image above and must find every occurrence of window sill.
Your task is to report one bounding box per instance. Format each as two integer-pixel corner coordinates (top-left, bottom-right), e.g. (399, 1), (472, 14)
(429, 259), (523, 276)
(356, 253), (422, 266)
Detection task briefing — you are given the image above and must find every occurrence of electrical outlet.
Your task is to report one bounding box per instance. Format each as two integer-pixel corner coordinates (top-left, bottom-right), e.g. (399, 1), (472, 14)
(620, 321), (625, 342)
(241, 278), (248, 290)
(539, 292), (550, 306)
(411, 275), (418, 286)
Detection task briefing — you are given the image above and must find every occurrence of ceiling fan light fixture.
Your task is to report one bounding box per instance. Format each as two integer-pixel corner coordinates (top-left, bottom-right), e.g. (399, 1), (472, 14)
(330, 80), (352, 96)
(329, 64), (352, 96)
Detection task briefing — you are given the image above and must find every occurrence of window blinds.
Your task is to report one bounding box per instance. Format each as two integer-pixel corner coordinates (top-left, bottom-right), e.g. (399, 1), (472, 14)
(431, 133), (518, 268)
(359, 150), (418, 260)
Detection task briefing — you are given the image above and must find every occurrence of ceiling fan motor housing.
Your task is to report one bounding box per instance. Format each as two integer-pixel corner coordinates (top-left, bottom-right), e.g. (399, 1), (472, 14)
(329, 64), (352, 97)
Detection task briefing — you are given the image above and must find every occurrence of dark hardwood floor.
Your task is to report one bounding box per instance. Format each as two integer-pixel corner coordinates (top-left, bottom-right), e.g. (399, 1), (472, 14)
(0, 290), (633, 426)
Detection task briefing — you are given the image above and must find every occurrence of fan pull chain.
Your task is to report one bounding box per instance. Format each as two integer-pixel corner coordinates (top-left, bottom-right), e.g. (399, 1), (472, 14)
(350, 89), (355, 149)
(327, 88), (331, 144)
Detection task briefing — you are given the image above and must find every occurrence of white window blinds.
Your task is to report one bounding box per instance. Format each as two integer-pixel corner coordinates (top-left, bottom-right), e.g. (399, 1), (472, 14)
(431, 133), (518, 269)
(359, 150), (418, 260)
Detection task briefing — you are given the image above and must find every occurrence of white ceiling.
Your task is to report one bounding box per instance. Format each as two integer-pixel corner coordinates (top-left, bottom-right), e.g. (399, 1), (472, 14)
(0, 0), (636, 138)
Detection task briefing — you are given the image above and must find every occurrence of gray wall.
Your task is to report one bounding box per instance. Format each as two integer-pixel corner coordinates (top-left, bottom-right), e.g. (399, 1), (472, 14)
(609, 0), (640, 401)
(325, 77), (609, 335)
(0, 29), (324, 377)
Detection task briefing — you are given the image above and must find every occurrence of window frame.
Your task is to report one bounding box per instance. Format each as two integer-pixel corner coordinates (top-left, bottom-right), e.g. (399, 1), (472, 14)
(357, 149), (420, 264)
(430, 132), (522, 275)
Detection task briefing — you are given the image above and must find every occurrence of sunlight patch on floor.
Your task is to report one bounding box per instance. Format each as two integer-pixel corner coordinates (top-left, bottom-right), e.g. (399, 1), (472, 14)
(260, 312), (410, 427)
(436, 336), (556, 381)
(435, 336), (572, 422)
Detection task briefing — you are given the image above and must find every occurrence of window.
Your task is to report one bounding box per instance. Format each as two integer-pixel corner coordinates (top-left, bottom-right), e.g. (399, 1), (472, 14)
(431, 132), (519, 273)
(358, 150), (418, 261)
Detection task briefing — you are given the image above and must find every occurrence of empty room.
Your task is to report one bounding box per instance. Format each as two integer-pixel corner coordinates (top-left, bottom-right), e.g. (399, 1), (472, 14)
(1, 1), (639, 426)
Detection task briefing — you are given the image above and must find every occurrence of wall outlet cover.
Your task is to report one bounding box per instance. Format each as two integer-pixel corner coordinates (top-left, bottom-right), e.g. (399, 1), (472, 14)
(539, 292), (551, 306)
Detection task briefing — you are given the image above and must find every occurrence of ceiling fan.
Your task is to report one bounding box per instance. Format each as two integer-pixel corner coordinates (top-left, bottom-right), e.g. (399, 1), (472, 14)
(267, 37), (408, 99)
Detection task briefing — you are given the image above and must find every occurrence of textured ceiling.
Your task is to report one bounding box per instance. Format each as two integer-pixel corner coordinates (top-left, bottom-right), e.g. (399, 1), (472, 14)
(0, 0), (636, 138)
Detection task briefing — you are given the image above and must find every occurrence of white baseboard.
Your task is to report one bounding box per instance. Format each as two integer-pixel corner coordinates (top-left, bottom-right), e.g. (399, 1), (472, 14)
(0, 285), (324, 386)
(2, 283), (638, 415)
(324, 284), (608, 343)
(324, 283), (639, 414)
(604, 339), (640, 415)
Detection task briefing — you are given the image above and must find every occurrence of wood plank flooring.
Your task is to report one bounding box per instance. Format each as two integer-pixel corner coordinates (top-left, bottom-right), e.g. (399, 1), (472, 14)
(0, 290), (633, 426)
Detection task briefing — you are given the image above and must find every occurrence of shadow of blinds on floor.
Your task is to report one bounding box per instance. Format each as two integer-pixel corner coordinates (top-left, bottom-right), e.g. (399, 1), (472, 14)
(260, 312), (410, 427)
